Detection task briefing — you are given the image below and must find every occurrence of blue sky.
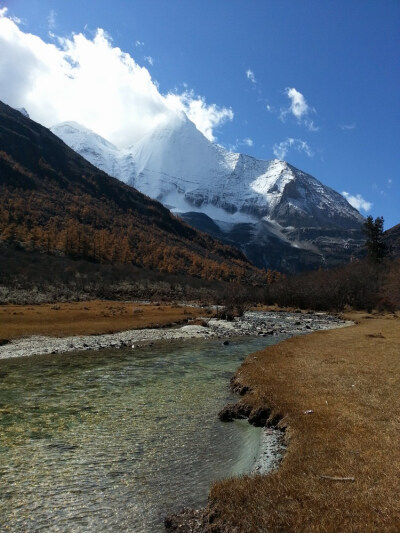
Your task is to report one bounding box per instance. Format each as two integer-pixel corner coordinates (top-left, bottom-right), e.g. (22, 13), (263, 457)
(1, 0), (399, 228)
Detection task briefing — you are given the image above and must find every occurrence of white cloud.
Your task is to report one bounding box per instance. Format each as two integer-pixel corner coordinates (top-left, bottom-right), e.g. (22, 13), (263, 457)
(340, 123), (356, 130)
(305, 119), (319, 132)
(48, 9), (56, 29)
(0, 11), (233, 147)
(281, 87), (317, 131)
(273, 138), (313, 159)
(246, 69), (256, 84)
(144, 55), (154, 66)
(286, 87), (309, 119)
(342, 191), (372, 212)
(227, 137), (254, 152)
(135, 40), (144, 47)
(0, 6), (21, 24)
(165, 90), (233, 142)
(227, 142), (238, 152)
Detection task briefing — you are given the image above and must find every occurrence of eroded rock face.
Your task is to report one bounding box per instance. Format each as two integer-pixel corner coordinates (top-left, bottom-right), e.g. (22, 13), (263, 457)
(218, 403), (251, 422)
(218, 403), (282, 428)
(180, 214), (364, 273)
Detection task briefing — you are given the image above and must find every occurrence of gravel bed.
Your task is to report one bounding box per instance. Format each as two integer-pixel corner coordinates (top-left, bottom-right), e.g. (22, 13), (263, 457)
(0, 311), (351, 360)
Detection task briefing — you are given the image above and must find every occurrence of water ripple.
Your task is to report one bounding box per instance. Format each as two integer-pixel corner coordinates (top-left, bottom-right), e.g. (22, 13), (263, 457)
(0, 336), (279, 532)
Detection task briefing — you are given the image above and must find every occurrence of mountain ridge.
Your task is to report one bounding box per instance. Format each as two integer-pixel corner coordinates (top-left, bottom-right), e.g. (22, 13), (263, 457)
(51, 114), (365, 272)
(52, 117), (363, 228)
(0, 100), (264, 283)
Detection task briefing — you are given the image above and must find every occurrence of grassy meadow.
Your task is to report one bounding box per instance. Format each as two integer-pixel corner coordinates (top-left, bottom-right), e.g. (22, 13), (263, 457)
(207, 312), (400, 532)
(0, 301), (204, 340)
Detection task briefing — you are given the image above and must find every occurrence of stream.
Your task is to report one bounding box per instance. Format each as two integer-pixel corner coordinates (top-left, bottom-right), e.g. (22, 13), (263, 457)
(0, 335), (283, 532)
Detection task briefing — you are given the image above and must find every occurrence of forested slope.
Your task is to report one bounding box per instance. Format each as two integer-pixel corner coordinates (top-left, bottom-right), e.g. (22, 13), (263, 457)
(0, 101), (264, 284)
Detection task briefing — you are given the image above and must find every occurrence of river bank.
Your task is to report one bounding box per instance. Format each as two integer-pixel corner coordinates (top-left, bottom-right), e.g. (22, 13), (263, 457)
(192, 311), (400, 532)
(0, 310), (348, 360)
(0, 300), (203, 340)
(0, 306), (357, 532)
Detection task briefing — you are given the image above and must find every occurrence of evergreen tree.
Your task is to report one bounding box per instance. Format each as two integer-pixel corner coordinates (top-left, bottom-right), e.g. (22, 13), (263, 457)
(363, 216), (388, 262)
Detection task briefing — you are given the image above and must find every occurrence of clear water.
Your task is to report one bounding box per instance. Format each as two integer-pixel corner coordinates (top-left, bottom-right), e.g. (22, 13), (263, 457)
(0, 335), (279, 532)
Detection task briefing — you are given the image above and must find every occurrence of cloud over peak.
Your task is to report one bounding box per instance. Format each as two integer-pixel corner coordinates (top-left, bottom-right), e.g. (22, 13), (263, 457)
(286, 87), (309, 119)
(0, 10), (233, 147)
(281, 87), (318, 131)
(342, 192), (372, 212)
(165, 90), (233, 143)
(246, 69), (256, 84)
(273, 138), (313, 159)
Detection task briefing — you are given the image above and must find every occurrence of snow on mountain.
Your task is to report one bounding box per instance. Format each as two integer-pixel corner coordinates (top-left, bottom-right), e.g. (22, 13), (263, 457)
(51, 113), (363, 228)
(51, 121), (137, 186)
(51, 113), (365, 272)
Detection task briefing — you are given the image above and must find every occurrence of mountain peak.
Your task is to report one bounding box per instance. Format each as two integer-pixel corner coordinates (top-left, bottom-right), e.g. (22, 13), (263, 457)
(50, 110), (365, 272)
(0, 99), (259, 282)
(51, 121), (117, 149)
(158, 109), (192, 127)
(138, 110), (202, 143)
(131, 111), (236, 201)
(50, 120), (135, 184)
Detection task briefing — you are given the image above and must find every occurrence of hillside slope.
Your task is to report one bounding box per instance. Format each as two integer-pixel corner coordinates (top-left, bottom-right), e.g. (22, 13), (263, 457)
(0, 101), (263, 283)
(384, 223), (400, 258)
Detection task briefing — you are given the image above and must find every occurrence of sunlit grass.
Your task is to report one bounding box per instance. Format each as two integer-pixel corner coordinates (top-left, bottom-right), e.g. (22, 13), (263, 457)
(0, 300), (203, 339)
(208, 311), (400, 531)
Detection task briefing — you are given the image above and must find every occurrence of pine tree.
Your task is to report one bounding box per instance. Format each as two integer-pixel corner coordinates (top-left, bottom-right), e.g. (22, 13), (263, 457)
(363, 216), (388, 262)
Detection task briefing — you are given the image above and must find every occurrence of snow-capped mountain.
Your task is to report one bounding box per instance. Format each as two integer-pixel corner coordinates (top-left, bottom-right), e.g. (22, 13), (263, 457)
(51, 114), (365, 272)
(51, 121), (137, 185)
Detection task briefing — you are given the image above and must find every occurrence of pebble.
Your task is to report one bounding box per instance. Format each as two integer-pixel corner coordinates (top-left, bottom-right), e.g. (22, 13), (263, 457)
(0, 311), (350, 360)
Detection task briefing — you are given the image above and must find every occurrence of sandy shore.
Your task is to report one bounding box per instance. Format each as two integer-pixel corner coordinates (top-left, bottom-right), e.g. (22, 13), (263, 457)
(0, 309), (350, 360)
(252, 427), (286, 475)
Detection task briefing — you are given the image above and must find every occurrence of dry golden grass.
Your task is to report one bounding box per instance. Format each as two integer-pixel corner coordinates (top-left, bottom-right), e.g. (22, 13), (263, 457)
(0, 300), (203, 340)
(209, 312), (400, 532)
